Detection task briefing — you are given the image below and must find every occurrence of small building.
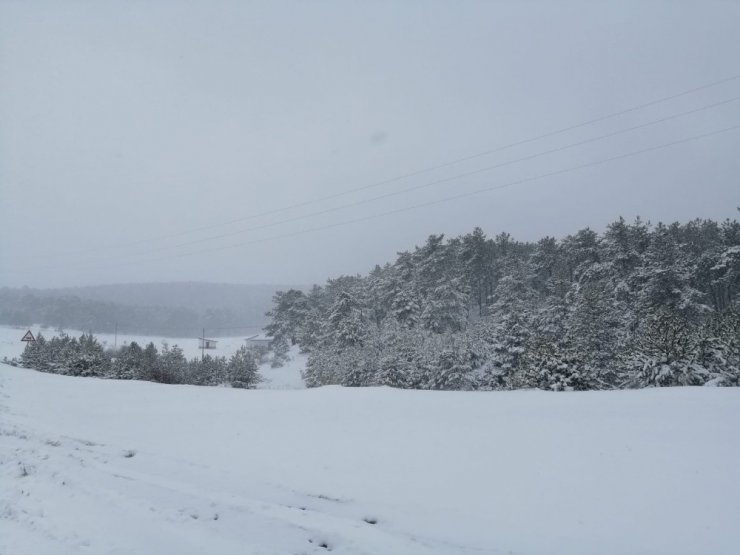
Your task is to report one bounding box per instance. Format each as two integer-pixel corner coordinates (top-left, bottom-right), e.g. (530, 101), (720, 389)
(245, 334), (273, 349)
(198, 337), (218, 350)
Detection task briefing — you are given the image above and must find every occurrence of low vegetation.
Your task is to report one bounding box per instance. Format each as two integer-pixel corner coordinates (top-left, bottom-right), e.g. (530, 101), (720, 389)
(10, 333), (264, 388)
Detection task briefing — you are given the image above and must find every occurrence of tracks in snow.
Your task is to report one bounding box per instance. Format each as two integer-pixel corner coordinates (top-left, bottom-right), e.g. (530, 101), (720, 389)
(0, 379), (486, 554)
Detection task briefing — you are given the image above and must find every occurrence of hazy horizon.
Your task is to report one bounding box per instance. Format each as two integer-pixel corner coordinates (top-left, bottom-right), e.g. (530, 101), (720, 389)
(1, 280), (307, 291)
(3, 212), (739, 291)
(2, 1), (739, 288)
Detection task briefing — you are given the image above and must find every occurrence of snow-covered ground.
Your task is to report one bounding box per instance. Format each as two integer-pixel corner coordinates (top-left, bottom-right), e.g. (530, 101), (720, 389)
(1, 364), (738, 554)
(0, 325), (306, 390)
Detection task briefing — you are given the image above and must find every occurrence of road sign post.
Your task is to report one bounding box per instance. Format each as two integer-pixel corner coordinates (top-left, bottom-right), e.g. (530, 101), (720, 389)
(21, 330), (36, 343)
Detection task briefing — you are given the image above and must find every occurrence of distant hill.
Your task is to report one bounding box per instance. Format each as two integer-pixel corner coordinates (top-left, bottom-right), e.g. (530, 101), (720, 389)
(41, 282), (297, 312)
(0, 282), (303, 337)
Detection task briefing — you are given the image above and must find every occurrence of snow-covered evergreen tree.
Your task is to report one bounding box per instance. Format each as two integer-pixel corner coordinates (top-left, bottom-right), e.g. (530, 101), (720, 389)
(65, 333), (108, 377)
(303, 348), (345, 388)
(228, 346), (262, 388)
(566, 281), (625, 387)
(517, 337), (587, 391)
(270, 337), (290, 368)
(327, 290), (366, 348)
(390, 286), (422, 329)
(20, 333), (47, 370)
(420, 279), (468, 334)
(374, 324), (427, 388)
(155, 343), (187, 384)
(428, 346), (474, 391)
(460, 227), (493, 316)
(264, 289), (312, 345)
(623, 310), (704, 387)
(265, 217), (740, 392)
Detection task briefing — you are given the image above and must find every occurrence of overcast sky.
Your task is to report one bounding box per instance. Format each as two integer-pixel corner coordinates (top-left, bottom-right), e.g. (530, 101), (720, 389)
(1, 0), (739, 288)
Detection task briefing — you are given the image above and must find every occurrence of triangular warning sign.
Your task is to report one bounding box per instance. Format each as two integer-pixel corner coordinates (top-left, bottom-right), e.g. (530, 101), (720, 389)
(21, 330), (36, 342)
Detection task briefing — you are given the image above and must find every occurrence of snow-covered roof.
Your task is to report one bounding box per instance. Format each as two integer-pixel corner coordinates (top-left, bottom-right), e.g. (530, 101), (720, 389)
(246, 334), (272, 342)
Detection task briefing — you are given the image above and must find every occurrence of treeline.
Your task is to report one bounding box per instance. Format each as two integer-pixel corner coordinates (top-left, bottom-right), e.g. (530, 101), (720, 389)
(0, 291), (256, 337)
(10, 333), (263, 388)
(266, 217), (740, 390)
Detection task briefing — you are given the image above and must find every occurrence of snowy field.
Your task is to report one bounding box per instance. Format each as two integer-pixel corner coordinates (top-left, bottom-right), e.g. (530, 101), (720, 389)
(0, 325), (305, 390)
(1, 364), (739, 554)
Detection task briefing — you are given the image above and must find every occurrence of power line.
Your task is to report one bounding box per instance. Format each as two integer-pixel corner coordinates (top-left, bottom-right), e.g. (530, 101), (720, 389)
(12, 122), (738, 277)
(140, 95), (740, 253)
(169, 123), (740, 259)
(130, 71), (740, 235)
(22, 70), (740, 262)
(17, 93), (740, 273)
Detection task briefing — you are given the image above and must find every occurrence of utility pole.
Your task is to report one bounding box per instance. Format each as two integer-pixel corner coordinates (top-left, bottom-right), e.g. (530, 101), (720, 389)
(201, 327), (205, 362)
(114, 322), (118, 350)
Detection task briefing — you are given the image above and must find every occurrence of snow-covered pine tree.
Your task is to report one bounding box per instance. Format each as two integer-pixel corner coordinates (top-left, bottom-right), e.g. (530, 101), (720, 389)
(531, 236), (569, 298)
(303, 348), (345, 387)
(623, 309), (704, 387)
(427, 342), (475, 391)
(66, 333), (108, 377)
(270, 336), (290, 368)
(460, 227), (493, 317)
(420, 278), (468, 334)
(390, 286), (422, 329)
(382, 252), (422, 329)
(20, 332), (47, 370)
(565, 281), (625, 387)
(111, 341), (143, 380)
(517, 336), (587, 391)
(560, 227), (600, 284)
(374, 324), (426, 388)
(636, 222), (704, 323)
(327, 290), (366, 348)
(693, 309), (740, 386)
(155, 343), (187, 384)
(341, 344), (378, 387)
(228, 345), (262, 388)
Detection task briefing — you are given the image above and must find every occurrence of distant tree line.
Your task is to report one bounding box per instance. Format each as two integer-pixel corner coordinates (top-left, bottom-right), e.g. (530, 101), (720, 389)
(9, 333), (263, 389)
(0, 292), (257, 337)
(266, 217), (740, 390)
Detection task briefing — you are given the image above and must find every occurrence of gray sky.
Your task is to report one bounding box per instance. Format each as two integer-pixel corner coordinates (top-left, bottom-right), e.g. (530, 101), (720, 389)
(2, 0), (739, 288)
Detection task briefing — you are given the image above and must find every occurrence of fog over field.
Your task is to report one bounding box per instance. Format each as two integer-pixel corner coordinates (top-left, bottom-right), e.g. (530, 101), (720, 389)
(0, 282), (290, 336)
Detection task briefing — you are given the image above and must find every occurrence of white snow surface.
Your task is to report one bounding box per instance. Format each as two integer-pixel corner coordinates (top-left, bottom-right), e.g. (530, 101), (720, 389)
(1, 363), (739, 554)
